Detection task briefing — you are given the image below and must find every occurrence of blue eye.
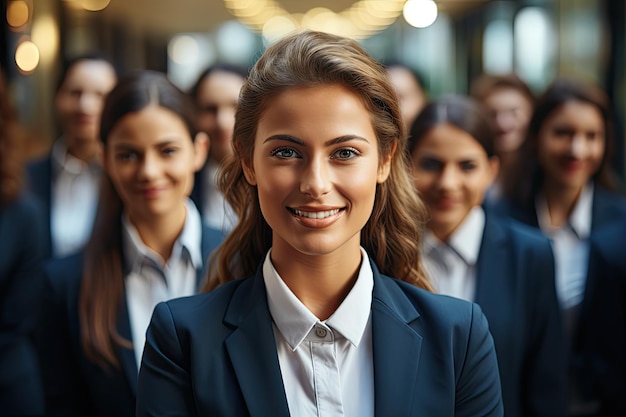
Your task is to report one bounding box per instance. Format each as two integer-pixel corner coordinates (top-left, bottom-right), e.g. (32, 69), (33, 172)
(270, 147), (300, 159)
(332, 148), (359, 160)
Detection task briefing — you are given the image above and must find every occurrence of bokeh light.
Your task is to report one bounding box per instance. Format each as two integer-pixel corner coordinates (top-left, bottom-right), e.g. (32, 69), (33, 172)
(403, 0), (438, 29)
(15, 39), (40, 73)
(7, 0), (30, 29)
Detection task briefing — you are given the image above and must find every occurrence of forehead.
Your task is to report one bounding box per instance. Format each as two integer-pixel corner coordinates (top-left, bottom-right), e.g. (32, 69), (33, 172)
(60, 60), (117, 91)
(545, 100), (604, 128)
(414, 124), (489, 157)
(197, 71), (244, 101)
(108, 106), (190, 141)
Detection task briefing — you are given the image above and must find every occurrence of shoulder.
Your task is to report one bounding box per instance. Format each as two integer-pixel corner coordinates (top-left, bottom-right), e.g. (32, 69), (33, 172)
(593, 186), (626, 217)
(44, 252), (84, 295)
(375, 275), (484, 329)
(156, 278), (250, 330)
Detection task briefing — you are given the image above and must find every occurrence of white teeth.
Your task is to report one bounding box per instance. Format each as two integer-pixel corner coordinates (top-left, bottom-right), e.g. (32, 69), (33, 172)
(293, 209), (340, 219)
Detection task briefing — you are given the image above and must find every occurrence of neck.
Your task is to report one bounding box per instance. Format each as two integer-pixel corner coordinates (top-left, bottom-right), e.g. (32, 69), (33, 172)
(66, 138), (99, 163)
(541, 182), (583, 228)
(130, 205), (187, 263)
(270, 242), (362, 320)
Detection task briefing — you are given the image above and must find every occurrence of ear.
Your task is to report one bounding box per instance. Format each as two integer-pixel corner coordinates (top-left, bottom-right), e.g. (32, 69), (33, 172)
(192, 132), (210, 172)
(242, 158), (257, 186)
(377, 140), (397, 183)
(488, 155), (500, 185)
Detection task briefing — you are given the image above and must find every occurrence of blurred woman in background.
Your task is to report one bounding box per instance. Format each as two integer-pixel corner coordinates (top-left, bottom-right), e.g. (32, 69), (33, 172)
(408, 94), (567, 417)
(498, 76), (626, 417)
(38, 70), (222, 417)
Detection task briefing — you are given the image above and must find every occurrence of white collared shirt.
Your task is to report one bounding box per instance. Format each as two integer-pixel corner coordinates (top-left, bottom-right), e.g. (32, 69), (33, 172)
(123, 199), (203, 368)
(201, 160), (237, 233)
(50, 138), (100, 257)
(263, 248), (375, 417)
(536, 183), (593, 309)
(422, 206), (485, 302)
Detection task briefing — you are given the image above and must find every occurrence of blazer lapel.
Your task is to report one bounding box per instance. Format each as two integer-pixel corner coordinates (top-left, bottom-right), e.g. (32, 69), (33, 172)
(371, 266), (423, 416)
(116, 297), (139, 396)
(474, 216), (510, 315)
(223, 270), (290, 417)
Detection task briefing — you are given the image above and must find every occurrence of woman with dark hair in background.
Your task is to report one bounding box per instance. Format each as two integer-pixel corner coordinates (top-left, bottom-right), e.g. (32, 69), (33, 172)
(136, 30), (503, 417)
(26, 54), (117, 259)
(497, 76), (626, 416)
(38, 70), (223, 417)
(408, 94), (567, 417)
(470, 73), (535, 204)
(188, 63), (247, 233)
(0, 68), (46, 416)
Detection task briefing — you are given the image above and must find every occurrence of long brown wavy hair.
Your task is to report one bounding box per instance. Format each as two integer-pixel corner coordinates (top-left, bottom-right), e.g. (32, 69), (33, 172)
(79, 70), (200, 369)
(204, 30), (432, 292)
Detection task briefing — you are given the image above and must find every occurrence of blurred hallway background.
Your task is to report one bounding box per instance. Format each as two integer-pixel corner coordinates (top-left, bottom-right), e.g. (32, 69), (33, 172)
(2, 0), (624, 184)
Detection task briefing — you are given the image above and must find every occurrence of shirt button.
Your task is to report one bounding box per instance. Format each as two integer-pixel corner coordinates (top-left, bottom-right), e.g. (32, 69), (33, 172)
(315, 327), (327, 338)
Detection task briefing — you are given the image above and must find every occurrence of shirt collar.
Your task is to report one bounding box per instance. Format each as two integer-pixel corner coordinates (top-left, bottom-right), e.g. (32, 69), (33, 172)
(51, 137), (99, 176)
(122, 198), (204, 273)
(423, 206), (485, 266)
(536, 182), (594, 239)
(263, 247), (373, 350)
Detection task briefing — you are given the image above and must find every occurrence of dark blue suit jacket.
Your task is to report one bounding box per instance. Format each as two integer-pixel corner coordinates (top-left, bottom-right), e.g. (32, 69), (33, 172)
(0, 192), (46, 415)
(580, 219), (626, 416)
(25, 155), (54, 259)
(38, 224), (223, 417)
(136, 261), (504, 417)
(475, 214), (567, 417)
(493, 185), (626, 414)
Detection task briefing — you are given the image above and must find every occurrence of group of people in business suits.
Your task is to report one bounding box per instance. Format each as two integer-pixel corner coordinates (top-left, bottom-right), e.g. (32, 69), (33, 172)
(1, 27), (625, 417)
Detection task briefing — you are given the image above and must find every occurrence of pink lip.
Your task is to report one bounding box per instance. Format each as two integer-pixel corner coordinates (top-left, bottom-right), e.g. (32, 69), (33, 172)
(433, 196), (457, 210)
(562, 159), (584, 173)
(139, 187), (167, 199)
(288, 206), (345, 229)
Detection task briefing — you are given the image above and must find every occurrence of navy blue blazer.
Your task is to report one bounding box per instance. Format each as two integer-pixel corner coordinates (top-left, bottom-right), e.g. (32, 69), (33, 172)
(136, 261), (504, 417)
(0, 192), (46, 415)
(25, 155), (54, 259)
(475, 214), (567, 417)
(579, 219), (626, 416)
(493, 185), (626, 413)
(38, 224), (223, 417)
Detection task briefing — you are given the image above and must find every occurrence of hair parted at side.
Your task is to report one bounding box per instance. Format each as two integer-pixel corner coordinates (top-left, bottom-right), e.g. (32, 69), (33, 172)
(204, 30), (433, 292)
(80, 70), (199, 369)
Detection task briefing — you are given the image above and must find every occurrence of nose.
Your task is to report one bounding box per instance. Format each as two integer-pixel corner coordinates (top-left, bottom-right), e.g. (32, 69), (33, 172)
(216, 107), (236, 133)
(138, 152), (159, 181)
(300, 156), (331, 199)
(437, 165), (460, 190)
(570, 134), (588, 158)
(78, 92), (101, 114)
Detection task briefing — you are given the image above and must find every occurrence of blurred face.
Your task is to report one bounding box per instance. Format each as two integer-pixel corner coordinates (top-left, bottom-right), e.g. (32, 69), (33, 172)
(244, 84), (392, 260)
(411, 124), (498, 241)
(537, 100), (605, 193)
(482, 87), (533, 154)
(55, 60), (117, 146)
(104, 106), (208, 225)
(386, 66), (426, 131)
(195, 70), (245, 164)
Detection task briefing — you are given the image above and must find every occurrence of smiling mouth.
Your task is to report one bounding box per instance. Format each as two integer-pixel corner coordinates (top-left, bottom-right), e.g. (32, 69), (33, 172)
(290, 208), (341, 219)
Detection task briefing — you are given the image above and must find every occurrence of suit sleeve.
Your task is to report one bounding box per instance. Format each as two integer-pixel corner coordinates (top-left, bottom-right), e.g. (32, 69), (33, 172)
(0, 196), (45, 413)
(37, 264), (91, 417)
(524, 239), (568, 417)
(456, 303), (504, 417)
(136, 302), (197, 417)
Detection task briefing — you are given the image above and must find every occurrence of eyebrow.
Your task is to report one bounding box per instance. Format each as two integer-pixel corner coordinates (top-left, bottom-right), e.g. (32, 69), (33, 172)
(111, 139), (181, 150)
(263, 134), (370, 146)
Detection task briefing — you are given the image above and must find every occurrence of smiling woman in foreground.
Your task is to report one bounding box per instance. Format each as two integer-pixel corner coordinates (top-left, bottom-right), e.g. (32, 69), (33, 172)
(136, 30), (503, 417)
